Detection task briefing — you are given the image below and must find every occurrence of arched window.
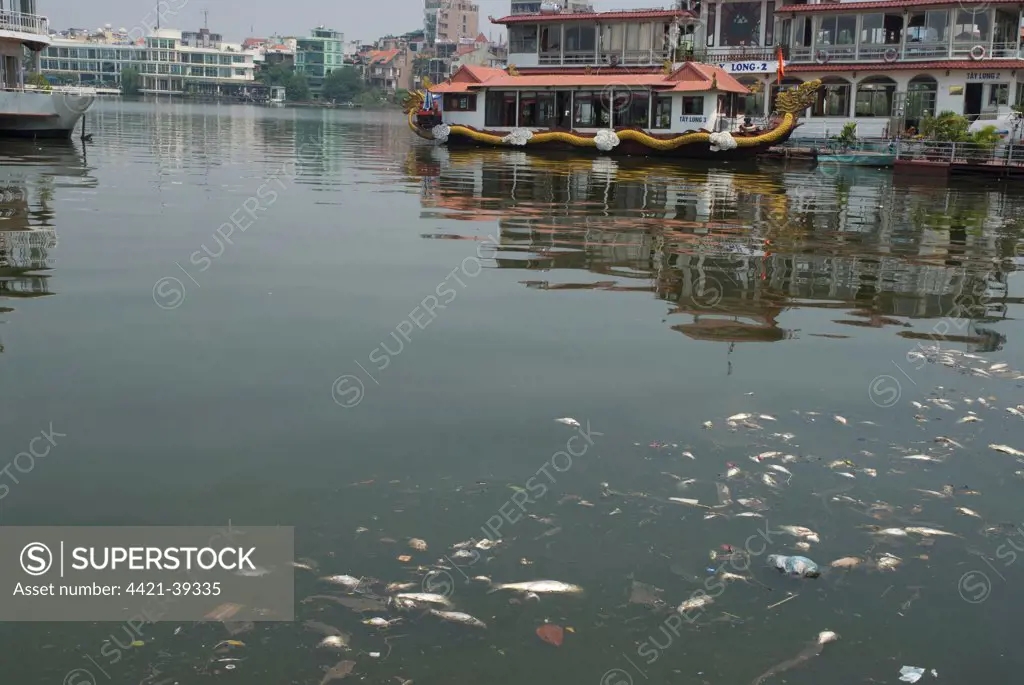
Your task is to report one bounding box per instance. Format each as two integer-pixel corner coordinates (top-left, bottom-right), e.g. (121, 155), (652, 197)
(905, 75), (938, 129)
(855, 75), (897, 117)
(770, 77), (804, 114)
(736, 76), (766, 116)
(811, 76), (851, 117)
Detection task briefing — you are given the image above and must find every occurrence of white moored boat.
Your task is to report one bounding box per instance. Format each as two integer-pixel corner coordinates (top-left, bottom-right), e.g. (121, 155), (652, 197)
(0, 0), (94, 138)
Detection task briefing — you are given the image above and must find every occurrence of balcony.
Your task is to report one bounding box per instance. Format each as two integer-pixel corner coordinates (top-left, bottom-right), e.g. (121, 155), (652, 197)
(0, 10), (49, 37)
(788, 41), (1022, 64)
(693, 47), (787, 62)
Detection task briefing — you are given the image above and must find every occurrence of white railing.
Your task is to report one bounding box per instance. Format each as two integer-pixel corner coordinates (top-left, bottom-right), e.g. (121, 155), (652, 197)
(0, 10), (48, 36)
(895, 140), (1024, 166)
(790, 41), (1021, 63)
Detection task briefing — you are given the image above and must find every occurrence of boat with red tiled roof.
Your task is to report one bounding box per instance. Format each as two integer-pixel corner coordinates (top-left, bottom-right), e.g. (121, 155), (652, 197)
(404, 62), (821, 159)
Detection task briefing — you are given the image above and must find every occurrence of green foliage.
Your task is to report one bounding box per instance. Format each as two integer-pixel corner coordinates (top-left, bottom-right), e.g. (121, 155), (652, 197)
(257, 63), (294, 87)
(321, 67), (367, 103)
(27, 72), (51, 90)
(120, 67), (141, 96)
(286, 72), (310, 102)
(919, 110), (970, 142)
(834, 121), (858, 149)
(969, 124), (1001, 150)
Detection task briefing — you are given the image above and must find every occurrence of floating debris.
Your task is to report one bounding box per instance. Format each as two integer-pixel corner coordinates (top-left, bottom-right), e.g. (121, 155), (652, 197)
(408, 538), (428, 551)
(830, 557), (863, 569)
(317, 636), (349, 651)
(489, 580), (583, 594)
(677, 595), (714, 613)
(536, 623), (565, 646)
(876, 554), (902, 571)
(430, 610), (487, 628)
(834, 415), (848, 425)
(899, 666), (925, 683)
(990, 444), (1024, 457)
(322, 575), (363, 589)
(320, 660), (356, 685)
(555, 417), (581, 427)
(768, 554), (820, 578)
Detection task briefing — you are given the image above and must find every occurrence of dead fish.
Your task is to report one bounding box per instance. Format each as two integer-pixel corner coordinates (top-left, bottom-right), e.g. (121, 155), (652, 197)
(362, 617), (402, 629)
(759, 414), (778, 421)
(317, 636), (349, 651)
(726, 463), (742, 478)
(408, 538), (428, 551)
(321, 575), (363, 589)
(393, 592), (452, 607)
(990, 444), (1024, 457)
(429, 609), (487, 628)
(735, 512), (764, 518)
(935, 436), (964, 449)
(913, 488), (950, 499)
(827, 459), (852, 469)
(751, 451), (782, 462)
(1007, 408), (1024, 419)
(767, 464), (793, 479)
(904, 454), (941, 463)
(955, 507), (982, 519)
(555, 417), (580, 427)
(677, 595), (714, 613)
(794, 541), (811, 551)
(861, 468), (878, 477)
(291, 561), (318, 573)
(779, 525), (820, 543)
(681, 451), (697, 460)
(491, 580), (583, 594)
(762, 473), (778, 487)
(990, 363), (1009, 372)
(702, 421), (713, 429)
(476, 538), (500, 550)
(727, 413), (752, 422)
(957, 415), (981, 424)
(876, 554), (902, 571)
(385, 582), (417, 593)
(669, 497), (709, 509)
(872, 527), (909, 537)
(320, 660), (356, 685)
(834, 415), (848, 425)
(836, 472), (856, 479)
(905, 527), (959, 538)
(830, 557), (863, 569)
(818, 630), (839, 644)
(737, 498), (765, 509)
(717, 571), (751, 583)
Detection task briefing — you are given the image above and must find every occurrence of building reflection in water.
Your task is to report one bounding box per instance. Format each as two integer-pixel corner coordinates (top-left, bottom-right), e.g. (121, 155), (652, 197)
(0, 142), (96, 352)
(410, 147), (1021, 351)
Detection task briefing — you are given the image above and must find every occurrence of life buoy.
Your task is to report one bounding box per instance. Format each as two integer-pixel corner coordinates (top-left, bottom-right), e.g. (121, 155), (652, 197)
(815, 49), (830, 65)
(969, 45), (986, 60)
(883, 47), (899, 63)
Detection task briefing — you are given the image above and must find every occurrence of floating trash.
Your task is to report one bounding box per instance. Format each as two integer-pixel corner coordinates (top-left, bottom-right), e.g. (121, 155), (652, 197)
(768, 554), (820, 578)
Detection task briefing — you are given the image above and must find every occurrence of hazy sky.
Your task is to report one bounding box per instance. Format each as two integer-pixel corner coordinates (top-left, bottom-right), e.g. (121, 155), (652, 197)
(44, 0), (669, 43)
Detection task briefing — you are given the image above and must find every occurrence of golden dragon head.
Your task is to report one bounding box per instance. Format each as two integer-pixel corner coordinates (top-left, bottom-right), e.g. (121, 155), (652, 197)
(774, 79), (822, 117)
(402, 89), (426, 114)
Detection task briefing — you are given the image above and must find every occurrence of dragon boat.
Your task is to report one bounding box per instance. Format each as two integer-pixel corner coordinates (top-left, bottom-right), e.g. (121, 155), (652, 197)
(405, 63), (821, 160)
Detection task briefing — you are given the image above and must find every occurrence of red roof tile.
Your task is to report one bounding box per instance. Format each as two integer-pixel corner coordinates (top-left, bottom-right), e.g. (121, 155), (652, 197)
(786, 59), (1023, 72)
(492, 9), (695, 25)
(777, 0), (1016, 12)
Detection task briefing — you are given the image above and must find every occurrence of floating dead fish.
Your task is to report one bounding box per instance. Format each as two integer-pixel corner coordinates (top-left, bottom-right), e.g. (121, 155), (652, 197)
(726, 463), (742, 479)
(861, 468), (878, 477)
(702, 421), (713, 429)
(677, 595), (714, 613)
(904, 454), (942, 462)
(990, 444), (1024, 457)
(1007, 408), (1024, 419)
(911, 401), (925, 410)
(779, 526), (820, 543)
(317, 636), (349, 651)
(321, 575), (363, 589)
(955, 507), (982, 518)
(727, 413), (752, 422)
(752, 451), (782, 462)
(834, 415), (848, 425)
(716, 482), (732, 506)
(490, 580), (583, 594)
(291, 561), (318, 573)
(827, 459), (853, 469)
(681, 451), (696, 460)
(836, 472), (856, 479)
(767, 464), (793, 479)
(393, 593), (452, 607)
(935, 436), (963, 449)
(555, 417), (580, 427)
(737, 498), (766, 509)
(876, 553), (902, 571)
(905, 527), (959, 537)
(759, 414), (778, 421)
(669, 497), (710, 509)
(363, 617), (402, 629)
(818, 630), (839, 644)
(430, 610), (487, 628)
(957, 415), (981, 424)
(476, 538), (501, 550)
(408, 538), (428, 551)
(872, 527), (909, 537)
(718, 571), (751, 583)
(830, 557), (863, 569)
(913, 489), (950, 499)
(735, 512), (764, 518)
(794, 541), (811, 551)
(762, 473), (778, 487)
(385, 582), (416, 593)
(990, 363), (1009, 372)
(320, 660), (356, 685)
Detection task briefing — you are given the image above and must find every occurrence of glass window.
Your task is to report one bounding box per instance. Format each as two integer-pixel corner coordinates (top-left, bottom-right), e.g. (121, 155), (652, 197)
(955, 9), (990, 42)
(855, 79), (896, 116)
(444, 94), (478, 111)
(564, 24), (596, 52)
(989, 83), (1009, 106)
(573, 90), (608, 127)
(618, 90), (650, 128)
(907, 10), (949, 42)
(812, 79), (850, 116)
(906, 76), (937, 122)
(652, 94), (673, 129)
(509, 25), (538, 53)
(707, 3), (717, 46)
(601, 24), (624, 55)
(485, 90), (518, 127)
(818, 15), (857, 45)
(737, 78), (764, 116)
(682, 96), (704, 115)
(540, 25), (561, 54)
(720, 2), (762, 47)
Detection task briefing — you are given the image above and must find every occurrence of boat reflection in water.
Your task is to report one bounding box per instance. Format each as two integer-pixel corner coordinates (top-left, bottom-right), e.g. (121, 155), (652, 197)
(0, 143), (95, 352)
(410, 147), (1020, 350)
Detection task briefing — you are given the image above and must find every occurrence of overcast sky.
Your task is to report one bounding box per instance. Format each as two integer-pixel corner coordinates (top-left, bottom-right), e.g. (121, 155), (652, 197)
(45, 0), (670, 43)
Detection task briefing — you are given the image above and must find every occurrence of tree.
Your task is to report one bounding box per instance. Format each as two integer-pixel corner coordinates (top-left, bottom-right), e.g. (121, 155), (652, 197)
(257, 63), (294, 87)
(120, 67), (141, 96)
(321, 66), (366, 103)
(286, 72), (310, 102)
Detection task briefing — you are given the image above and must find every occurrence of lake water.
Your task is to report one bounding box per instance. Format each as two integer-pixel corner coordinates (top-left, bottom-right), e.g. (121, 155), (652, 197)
(1, 101), (1023, 684)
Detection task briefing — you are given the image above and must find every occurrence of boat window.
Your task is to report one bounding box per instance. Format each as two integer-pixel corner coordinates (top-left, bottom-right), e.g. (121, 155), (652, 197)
(736, 78), (764, 116)
(706, 3), (717, 47)
(989, 84), (1009, 106)
(906, 11), (949, 43)
(681, 96), (705, 115)
(855, 77), (897, 117)
(817, 15), (858, 45)
(444, 94), (477, 111)
(509, 25), (538, 54)
(518, 91), (557, 127)
(954, 9), (991, 42)
(652, 94), (673, 129)
(573, 91), (609, 127)
(564, 24), (596, 53)
(540, 26), (562, 55)
(601, 25), (624, 57)
(617, 90), (651, 128)
(485, 91), (518, 127)
(906, 75), (938, 125)
(811, 78), (850, 117)
(793, 17), (812, 47)
(720, 2), (762, 47)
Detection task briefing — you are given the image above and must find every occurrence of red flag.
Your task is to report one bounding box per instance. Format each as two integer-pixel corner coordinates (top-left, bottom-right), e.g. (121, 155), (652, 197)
(777, 46), (785, 84)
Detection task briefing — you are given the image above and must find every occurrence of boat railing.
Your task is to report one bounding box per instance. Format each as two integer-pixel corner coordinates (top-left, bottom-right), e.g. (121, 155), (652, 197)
(789, 41), (1018, 63)
(0, 10), (48, 35)
(894, 140), (1024, 166)
(0, 84), (96, 95)
(691, 47), (784, 62)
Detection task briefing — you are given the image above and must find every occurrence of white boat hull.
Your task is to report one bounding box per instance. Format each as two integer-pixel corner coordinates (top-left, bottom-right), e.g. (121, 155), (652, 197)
(0, 88), (95, 138)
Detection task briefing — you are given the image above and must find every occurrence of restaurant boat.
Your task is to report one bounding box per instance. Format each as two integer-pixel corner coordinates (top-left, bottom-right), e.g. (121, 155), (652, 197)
(405, 64), (821, 159)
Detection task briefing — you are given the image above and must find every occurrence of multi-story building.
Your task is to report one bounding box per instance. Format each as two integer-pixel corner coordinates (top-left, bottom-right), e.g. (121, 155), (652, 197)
(511, 0), (592, 15)
(39, 27), (259, 96)
(437, 0), (479, 43)
(425, 0), (443, 44)
(295, 26), (344, 98)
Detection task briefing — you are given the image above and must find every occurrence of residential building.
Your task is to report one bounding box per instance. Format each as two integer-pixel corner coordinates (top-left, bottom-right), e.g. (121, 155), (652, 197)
(511, 1), (592, 15)
(295, 26), (344, 98)
(39, 27), (260, 96)
(437, 0), (479, 43)
(425, 0), (443, 44)
(451, 33), (504, 70)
